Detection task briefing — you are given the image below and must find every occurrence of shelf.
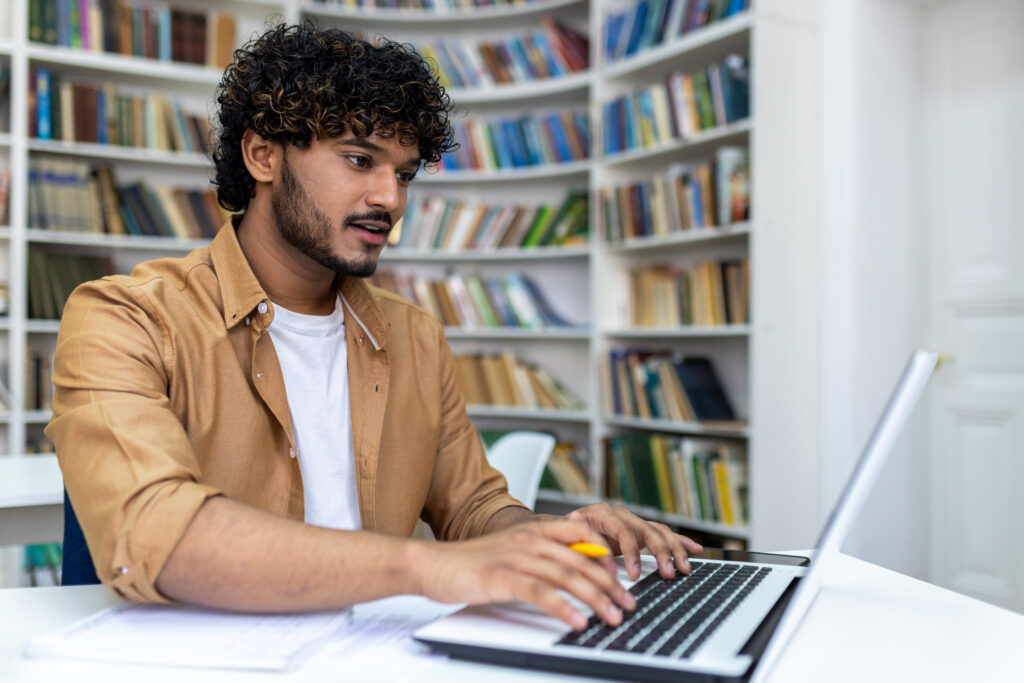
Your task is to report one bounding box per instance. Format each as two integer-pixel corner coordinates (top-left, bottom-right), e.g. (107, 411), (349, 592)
(26, 320), (62, 334)
(466, 406), (590, 423)
(444, 327), (590, 340)
(383, 245), (590, 262)
(602, 119), (751, 168)
(535, 491), (750, 539)
(0, 38), (13, 56)
(601, 12), (753, 81)
(421, 159), (591, 183)
(606, 224), (750, 252)
(450, 71), (591, 105)
(603, 325), (751, 339)
(24, 410), (53, 424)
(602, 415), (749, 438)
(26, 43), (222, 88)
(26, 228), (210, 252)
(301, 0), (586, 24)
(27, 139), (212, 167)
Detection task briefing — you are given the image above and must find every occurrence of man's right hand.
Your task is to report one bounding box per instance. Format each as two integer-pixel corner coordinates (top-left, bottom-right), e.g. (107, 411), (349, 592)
(413, 519), (638, 630)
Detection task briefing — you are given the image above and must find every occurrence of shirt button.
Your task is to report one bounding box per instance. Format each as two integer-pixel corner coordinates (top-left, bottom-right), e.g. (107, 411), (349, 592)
(244, 316), (251, 326)
(289, 448), (297, 458)
(257, 301), (269, 314)
(117, 566), (129, 575)
(357, 336), (365, 346)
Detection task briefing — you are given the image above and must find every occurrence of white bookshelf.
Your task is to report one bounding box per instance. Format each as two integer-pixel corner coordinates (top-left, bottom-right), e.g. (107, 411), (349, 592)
(0, 0), (825, 555)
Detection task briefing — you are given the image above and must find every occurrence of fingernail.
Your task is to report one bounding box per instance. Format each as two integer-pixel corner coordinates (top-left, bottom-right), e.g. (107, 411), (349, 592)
(573, 613), (587, 630)
(606, 606), (622, 623)
(631, 561), (640, 575)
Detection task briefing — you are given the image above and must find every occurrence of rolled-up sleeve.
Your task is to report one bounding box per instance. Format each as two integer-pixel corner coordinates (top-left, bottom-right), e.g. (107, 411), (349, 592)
(45, 279), (221, 603)
(421, 317), (527, 540)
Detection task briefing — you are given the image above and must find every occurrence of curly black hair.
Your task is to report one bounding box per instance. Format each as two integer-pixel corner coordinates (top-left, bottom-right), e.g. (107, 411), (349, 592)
(213, 23), (457, 212)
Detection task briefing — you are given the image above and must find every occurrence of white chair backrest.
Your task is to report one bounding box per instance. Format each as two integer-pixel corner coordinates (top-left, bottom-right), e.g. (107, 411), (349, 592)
(486, 431), (557, 510)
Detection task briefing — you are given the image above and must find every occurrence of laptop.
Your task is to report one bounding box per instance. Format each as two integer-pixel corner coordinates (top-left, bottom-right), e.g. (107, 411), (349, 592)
(415, 350), (940, 682)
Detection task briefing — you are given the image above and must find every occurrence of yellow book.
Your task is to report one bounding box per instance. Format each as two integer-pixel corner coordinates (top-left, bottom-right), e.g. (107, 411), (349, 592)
(649, 437), (676, 514)
(711, 457), (735, 525)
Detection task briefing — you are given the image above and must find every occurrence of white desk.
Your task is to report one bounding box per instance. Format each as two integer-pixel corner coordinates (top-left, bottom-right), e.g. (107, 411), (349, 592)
(0, 455), (63, 546)
(1, 552), (1021, 682)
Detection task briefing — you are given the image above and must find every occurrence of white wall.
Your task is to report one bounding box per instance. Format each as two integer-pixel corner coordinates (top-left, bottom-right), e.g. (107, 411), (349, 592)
(818, 0), (931, 578)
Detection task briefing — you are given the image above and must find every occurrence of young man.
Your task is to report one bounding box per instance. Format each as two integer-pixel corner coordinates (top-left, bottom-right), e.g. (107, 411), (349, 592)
(47, 24), (701, 630)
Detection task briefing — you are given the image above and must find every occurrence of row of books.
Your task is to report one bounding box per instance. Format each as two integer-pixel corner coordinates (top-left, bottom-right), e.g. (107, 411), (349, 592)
(23, 543), (63, 587)
(440, 110), (591, 172)
(27, 248), (112, 320)
(28, 0), (237, 68)
(629, 259), (749, 327)
(28, 158), (228, 239)
(539, 442), (593, 497)
(601, 148), (749, 242)
(25, 436), (56, 455)
(602, 54), (749, 155)
(454, 350), (584, 410)
(26, 348), (54, 412)
(604, 0), (750, 63)
(422, 17), (588, 90)
(30, 69), (213, 154)
(393, 189), (588, 251)
(369, 270), (576, 330)
(604, 434), (747, 526)
(601, 351), (737, 422)
(310, 0), (549, 11)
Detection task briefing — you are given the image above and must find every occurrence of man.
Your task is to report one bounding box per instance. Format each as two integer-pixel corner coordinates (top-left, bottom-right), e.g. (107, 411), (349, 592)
(47, 24), (701, 631)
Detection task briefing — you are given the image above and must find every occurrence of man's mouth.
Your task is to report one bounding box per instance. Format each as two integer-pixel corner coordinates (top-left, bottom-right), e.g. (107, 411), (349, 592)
(349, 220), (390, 245)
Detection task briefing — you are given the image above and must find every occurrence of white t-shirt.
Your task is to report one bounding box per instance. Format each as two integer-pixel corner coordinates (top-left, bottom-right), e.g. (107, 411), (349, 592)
(267, 295), (361, 530)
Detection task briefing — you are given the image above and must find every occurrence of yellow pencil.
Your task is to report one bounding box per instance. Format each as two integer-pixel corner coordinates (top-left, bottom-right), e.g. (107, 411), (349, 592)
(569, 542), (611, 558)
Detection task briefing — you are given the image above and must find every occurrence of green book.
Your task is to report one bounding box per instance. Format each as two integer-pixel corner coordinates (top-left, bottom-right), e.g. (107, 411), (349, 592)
(464, 275), (499, 327)
(520, 205), (555, 248)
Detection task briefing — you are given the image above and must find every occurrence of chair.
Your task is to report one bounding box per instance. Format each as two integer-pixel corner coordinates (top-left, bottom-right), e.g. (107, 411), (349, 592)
(62, 490), (100, 586)
(486, 431), (556, 510)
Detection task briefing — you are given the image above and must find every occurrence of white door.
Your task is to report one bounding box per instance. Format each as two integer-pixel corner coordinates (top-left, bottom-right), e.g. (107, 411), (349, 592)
(925, 0), (1024, 613)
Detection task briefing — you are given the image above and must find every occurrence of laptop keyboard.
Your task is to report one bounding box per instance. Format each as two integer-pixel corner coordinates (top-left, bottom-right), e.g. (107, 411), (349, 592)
(557, 562), (772, 659)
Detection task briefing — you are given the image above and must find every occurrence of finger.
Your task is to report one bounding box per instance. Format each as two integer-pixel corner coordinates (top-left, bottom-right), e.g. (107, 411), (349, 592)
(535, 520), (618, 571)
(508, 574), (591, 631)
(522, 542), (636, 622)
(639, 521), (689, 578)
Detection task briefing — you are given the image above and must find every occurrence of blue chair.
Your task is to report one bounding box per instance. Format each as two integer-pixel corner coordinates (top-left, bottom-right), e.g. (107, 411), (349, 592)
(62, 490), (100, 585)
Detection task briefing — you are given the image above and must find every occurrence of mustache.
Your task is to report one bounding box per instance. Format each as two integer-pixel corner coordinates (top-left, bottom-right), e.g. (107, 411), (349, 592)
(345, 211), (393, 229)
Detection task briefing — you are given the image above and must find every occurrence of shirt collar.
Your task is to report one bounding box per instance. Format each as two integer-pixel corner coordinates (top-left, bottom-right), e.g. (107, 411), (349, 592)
(209, 217), (390, 348)
(210, 217), (269, 330)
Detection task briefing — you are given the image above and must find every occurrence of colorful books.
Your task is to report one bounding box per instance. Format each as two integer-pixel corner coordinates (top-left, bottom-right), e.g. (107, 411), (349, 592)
(27, 1), (237, 69)
(603, 0), (750, 63)
(369, 270), (578, 331)
(602, 54), (750, 156)
(27, 158), (227, 238)
(453, 350), (584, 411)
(28, 70), (212, 154)
(27, 247), (113, 320)
(626, 259), (749, 327)
(440, 110), (590, 172)
(603, 433), (747, 525)
(601, 350), (740, 422)
(393, 189), (588, 251)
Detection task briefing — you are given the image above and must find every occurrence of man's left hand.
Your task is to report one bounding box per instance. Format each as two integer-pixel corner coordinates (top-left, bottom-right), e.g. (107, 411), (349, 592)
(565, 503), (703, 580)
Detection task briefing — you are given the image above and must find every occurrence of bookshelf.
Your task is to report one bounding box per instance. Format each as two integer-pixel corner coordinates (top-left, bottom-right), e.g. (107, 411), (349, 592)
(0, 0), (825, 581)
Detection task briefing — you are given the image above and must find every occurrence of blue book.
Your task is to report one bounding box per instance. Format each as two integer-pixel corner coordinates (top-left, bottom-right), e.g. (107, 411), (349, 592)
(490, 121), (515, 169)
(96, 89), (107, 144)
(518, 117), (543, 165)
(574, 112), (591, 154)
(722, 55), (750, 120)
(56, 0), (70, 47)
(158, 7), (172, 61)
(35, 69), (52, 140)
(624, 94), (639, 150)
(502, 120), (528, 167)
(604, 11), (626, 62)
(624, 1), (650, 57)
(507, 37), (537, 80)
(602, 101), (617, 155)
(484, 277), (517, 327)
(531, 33), (563, 78)
(544, 113), (572, 163)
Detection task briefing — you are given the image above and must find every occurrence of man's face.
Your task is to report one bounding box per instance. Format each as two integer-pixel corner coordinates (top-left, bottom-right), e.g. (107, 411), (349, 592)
(270, 132), (421, 277)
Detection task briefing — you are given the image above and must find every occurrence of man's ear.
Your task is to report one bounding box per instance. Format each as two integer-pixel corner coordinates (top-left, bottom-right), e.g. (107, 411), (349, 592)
(240, 129), (277, 183)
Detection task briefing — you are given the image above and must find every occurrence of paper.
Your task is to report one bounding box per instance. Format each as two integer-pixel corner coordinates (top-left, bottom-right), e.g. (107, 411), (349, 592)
(24, 602), (351, 672)
(303, 595), (460, 681)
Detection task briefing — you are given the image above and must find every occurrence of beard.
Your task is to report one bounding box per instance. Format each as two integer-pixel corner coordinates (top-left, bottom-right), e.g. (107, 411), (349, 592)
(270, 153), (389, 278)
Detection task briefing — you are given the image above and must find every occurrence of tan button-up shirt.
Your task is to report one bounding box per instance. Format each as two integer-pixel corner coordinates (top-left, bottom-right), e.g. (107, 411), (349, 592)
(46, 221), (525, 603)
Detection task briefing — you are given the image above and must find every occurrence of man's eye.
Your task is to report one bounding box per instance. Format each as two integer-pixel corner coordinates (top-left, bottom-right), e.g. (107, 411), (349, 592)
(347, 155), (369, 167)
(398, 171), (418, 183)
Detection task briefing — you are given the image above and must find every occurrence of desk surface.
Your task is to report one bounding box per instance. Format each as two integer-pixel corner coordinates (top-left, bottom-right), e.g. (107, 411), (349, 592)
(1, 552), (1021, 683)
